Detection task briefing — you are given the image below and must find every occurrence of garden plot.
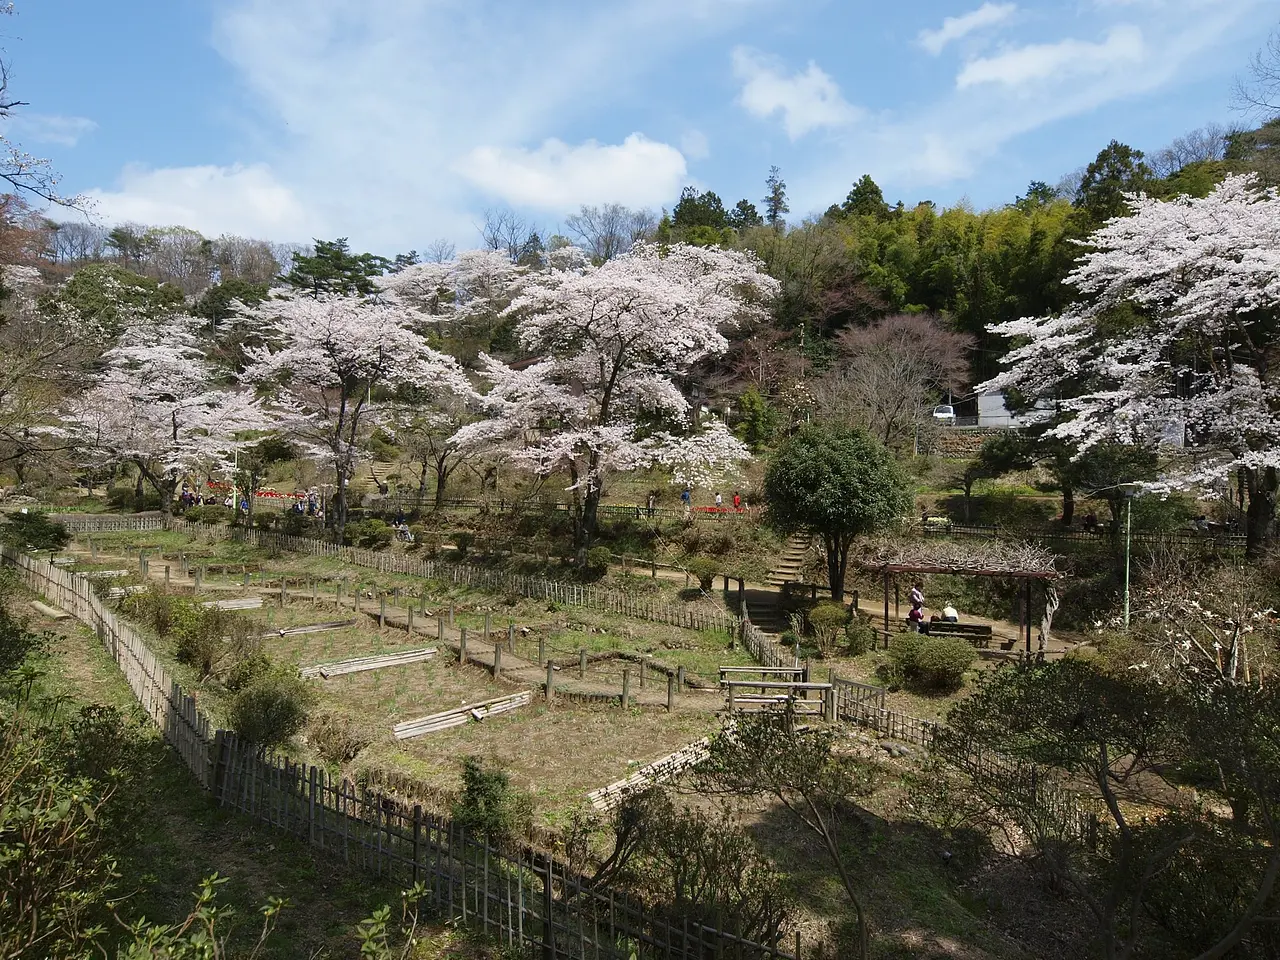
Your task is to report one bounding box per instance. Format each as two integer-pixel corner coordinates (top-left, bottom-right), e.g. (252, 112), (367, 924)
(364, 699), (721, 817)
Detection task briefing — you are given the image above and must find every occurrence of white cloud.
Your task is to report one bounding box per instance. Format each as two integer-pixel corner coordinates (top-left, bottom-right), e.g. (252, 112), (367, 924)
(4, 113), (97, 147)
(732, 47), (860, 139)
(681, 129), (711, 161)
(917, 3), (1017, 56)
(75, 163), (324, 240)
(957, 24), (1144, 88)
(458, 135), (688, 210)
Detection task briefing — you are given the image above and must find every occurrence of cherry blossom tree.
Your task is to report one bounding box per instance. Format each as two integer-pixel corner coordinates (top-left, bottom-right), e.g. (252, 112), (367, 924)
(452, 242), (777, 546)
(983, 175), (1280, 556)
(376, 248), (525, 344)
(240, 291), (468, 542)
(64, 320), (264, 512)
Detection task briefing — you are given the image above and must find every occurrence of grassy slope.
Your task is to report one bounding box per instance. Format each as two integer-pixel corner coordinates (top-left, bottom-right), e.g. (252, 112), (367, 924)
(25, 599), (515, 960)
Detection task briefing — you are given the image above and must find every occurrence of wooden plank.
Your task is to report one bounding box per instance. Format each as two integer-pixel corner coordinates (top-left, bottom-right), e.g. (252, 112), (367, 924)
(393, 691), (532, 740)
(200, 596), (263, 611)
(299, 646), (438, 679)
(257, 619), (359, 639)
(587, 737), (713, 811)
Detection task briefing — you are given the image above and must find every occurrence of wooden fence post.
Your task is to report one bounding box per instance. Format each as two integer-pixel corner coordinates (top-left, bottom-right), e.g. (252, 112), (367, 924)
(407, 607), (414, 635)
(449, 605), (455, 627)
(677, 666), (685, 692)
(538, 636), (545, 665)
(460, 627), (468, 664)
(667, 673), (675, 712)
(280, 578), (287, 607)
(493, 642), (503, 680)
(379, 595), (386, 628)
(484, 612), (491, 641)
(621, 667), (630, 709)
(507, 622), (515, 652)
(579, 648), (587, 679)
(639, 659), (646, 688)
(546, 662), (555, 701)
(164, 565), (170, 587)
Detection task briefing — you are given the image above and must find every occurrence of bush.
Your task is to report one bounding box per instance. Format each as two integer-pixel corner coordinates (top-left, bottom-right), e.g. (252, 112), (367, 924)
(889, 634), (975, 692)
(844, 614), (875, 656)
(227, 664), (316, 747)
(345, 519), (393, 549)
(582, 545), (612, 581)
(807, 603), (849, 657)
(452, 757), (533, 846)
(0, 512), (69, 553)
(451, 531), (475, 558)
(685, 556), (719, 591)
(183, 504), (230, 525)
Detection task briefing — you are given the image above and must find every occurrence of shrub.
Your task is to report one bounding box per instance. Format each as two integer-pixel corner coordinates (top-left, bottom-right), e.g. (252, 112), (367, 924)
(184, 504), (231, 524)
(451, 531), (475, 558)
(685, 557), (718, 591)
(582, 545), (612, 581)
(807, 603), (849, 657)
(344, 519), (394, 549)
(227, 664), (316, 747)
(225, 650), (271, 692)
(452, 756), (533, 846)
(889, 634), (975, 692)
(844, 614), (875, 656)
(779, 629), (799, 648)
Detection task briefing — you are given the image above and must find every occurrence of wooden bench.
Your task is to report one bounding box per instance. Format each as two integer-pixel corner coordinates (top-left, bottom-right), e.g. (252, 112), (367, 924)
(922, 622), (993, 648)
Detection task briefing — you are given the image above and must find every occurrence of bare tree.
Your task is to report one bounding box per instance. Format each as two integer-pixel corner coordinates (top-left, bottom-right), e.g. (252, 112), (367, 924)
(211, 234), (282, 284)
(422, 238), (456, 263)
(1236, 26), (1280, 118)
(478, 208), (542, 264)
(1149, 123), (1230, 178)
(563, 203), (656, 262)
(139, 226), (213, 295)
(815, 313), (973, 450)
(45, 221), (109, 264)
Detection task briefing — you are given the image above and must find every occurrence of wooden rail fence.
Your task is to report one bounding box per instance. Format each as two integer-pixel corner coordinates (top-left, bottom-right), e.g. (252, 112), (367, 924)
(3, 545), (797, 960)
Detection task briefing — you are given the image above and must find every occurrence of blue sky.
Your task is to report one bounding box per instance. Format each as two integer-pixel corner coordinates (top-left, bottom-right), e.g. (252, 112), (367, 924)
(10, 0), (1278, 254)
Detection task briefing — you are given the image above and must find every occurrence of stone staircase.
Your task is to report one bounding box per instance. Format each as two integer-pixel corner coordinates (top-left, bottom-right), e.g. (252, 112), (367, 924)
(765, 534), (814, 587)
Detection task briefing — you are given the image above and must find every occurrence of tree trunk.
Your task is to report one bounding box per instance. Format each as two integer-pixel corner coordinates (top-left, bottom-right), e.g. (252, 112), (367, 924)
(334, 467), (350, 545)
(962, 477), (974, 522)
(580, 484), (601, 549)
(1061, 484), (1075, 526)
(1245, 466), (1277, 559)
(434, 456), (449, 510)
(824, 534), (848, 602)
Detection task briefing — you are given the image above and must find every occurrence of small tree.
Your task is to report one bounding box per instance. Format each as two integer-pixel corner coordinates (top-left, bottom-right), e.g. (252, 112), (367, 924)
(764, 425), (911, 600)
(699, 713), (878, 959)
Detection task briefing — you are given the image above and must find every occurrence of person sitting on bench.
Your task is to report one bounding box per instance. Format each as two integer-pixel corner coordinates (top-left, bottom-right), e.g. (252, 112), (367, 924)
(942, 602), (959, 623)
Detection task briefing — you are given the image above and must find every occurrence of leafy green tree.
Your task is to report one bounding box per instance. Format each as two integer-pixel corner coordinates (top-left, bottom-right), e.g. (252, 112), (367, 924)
(282, 238), (389, 296)
(699, 712), (878, 959)
(1074, 140), (1155, 223)
(191, 277), (270, 330)
(764, 425), (911, 600)
(944, 659), (1280, 960)
(41, 263), (186, 337)
(728, 199), (764, 232)
(763, 165), (789, 229)
(672, 187), (729, 231)
(734, 385), (779, 452)
(1014, 180), (1059, 211)
(838, 174), (890, 220)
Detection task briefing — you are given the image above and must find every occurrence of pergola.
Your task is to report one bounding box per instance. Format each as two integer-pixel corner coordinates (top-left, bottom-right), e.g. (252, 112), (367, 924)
(852, 539), (1060, 652)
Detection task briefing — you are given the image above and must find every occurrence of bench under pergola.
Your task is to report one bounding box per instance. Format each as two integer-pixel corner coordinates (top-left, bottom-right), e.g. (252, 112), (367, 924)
(852, 539), (1060, 652)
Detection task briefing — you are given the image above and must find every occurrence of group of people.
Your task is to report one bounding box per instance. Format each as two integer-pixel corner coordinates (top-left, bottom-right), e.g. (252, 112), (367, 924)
(288, 490), (324, 520)
(679, 488), (746, 513)
(905, 582), (961, 632)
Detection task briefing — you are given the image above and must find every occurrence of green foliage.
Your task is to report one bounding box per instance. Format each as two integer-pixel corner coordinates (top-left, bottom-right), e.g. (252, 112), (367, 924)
(305, 712), (374, 765)
(684, 556), (718, 591)
(182, 504), (230, 525)
(117, 874), (288, 960)
(765, 425), (909, 540)
(40, 263), (185, 336)
(835, 173), (891, 220)
(451, 531), (474, 558)
(672, 187), (728, 231)
(452, 757), (532, 846)
(807, 602), (849, 657)
(734, 385), (779, 452)
(227, 663), (316, 748)
(282, 237), (389, 296)
(0, 512), (69, 553)
(582, 545), (612, 581)
(844, 613), (875, 657)
(887, 633), (975, 692)
(344, 519), (393, 549)
(190, 277), (270, 328)
(1074, 139), (1155, 224)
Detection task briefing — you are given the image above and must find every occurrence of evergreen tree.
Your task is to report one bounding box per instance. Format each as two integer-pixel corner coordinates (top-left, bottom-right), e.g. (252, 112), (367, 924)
(728, 199), (764, 231)
(282, 238), (389, 296)
(763, 166), (789, 229)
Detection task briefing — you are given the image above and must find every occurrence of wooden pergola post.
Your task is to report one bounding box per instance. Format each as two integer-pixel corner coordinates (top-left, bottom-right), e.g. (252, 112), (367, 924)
(1024, 578), (1033, 652)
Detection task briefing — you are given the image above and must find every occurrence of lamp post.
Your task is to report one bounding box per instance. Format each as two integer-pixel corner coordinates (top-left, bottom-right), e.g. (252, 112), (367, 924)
(1119, 482), (1143, 628)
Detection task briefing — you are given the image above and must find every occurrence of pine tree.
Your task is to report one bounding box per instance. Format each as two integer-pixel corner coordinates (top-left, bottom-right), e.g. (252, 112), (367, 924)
(763, 166), (789, 229)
